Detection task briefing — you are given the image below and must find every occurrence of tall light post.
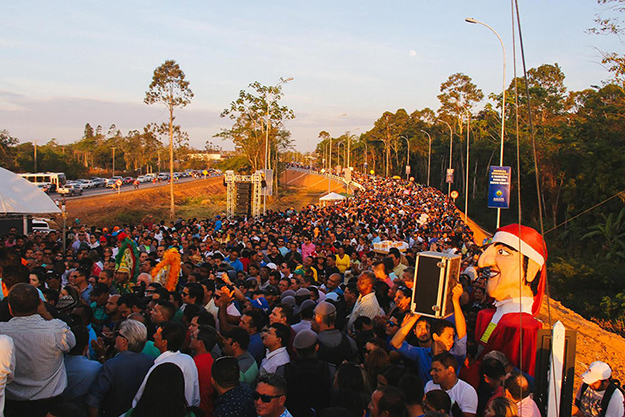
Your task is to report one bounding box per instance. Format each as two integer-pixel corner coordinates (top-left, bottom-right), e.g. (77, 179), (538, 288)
(466, 17), (506, 228)
(400, 135), (410, 180)
(112, 147), (116, 177)
(34, 141), (37, 172)
(465, 112), (470, 223)
(337, 142), (345, 170)
(363, 140), (368, 173)
(420, 130), (432, 186)
(440, 120), (453, 196)
(264, 76), (293, 214)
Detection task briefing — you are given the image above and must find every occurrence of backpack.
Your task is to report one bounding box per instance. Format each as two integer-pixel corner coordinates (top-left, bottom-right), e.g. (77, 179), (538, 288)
(317, 332), (354, 367)
(284, 359), (332, 417)
(576, 380), (623, 417)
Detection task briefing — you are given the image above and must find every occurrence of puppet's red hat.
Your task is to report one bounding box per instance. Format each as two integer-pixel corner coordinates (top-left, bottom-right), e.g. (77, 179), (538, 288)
(491, 224), (547, 316)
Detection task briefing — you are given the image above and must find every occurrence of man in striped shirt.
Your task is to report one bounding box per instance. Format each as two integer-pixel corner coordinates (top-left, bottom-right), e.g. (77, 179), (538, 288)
(346, 271), (384, 333)
(0, 283), (76, 417)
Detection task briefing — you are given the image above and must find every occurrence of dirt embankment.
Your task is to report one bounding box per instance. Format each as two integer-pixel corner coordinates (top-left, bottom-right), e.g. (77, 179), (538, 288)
(64, 177), (226, 226)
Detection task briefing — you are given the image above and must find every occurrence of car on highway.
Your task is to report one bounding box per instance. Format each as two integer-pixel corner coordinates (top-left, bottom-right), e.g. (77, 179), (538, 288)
(91, 177), (107, 188)
(67, 181), (86, 190)
(57, 184), (84, 197)
(106, 176), (124, 188)
(137, 175), (151, 183)
(157, 173), (169, 181)
(123, 177), (134, 184)
(80, 179), (97, 189)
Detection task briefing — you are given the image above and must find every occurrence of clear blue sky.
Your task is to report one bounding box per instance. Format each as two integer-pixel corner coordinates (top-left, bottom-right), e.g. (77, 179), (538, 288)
(0, 1), (621, 152)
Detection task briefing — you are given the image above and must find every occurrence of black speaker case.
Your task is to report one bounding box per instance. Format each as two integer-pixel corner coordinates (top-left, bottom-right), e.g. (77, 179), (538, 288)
(410, 251), (461, 319)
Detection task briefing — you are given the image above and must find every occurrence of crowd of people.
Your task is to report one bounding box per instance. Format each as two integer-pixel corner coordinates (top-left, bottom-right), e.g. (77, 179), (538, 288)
(0, 169), (621, 417)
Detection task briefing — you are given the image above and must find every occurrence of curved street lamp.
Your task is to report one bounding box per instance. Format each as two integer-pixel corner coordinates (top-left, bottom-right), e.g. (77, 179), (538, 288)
(466, 17), (506, 227)
(400, 135), (410, 180)
(420, 130), (432, 186)
(439, 120), (453, 196)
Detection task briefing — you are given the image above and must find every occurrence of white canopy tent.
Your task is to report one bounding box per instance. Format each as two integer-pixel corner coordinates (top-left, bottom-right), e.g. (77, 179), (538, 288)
(319, 192), (347, 206)
(0, 167), (61, 215)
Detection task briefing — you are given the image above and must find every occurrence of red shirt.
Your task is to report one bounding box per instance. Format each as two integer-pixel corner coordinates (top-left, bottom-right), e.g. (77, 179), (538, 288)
(194, 353), (215, 417)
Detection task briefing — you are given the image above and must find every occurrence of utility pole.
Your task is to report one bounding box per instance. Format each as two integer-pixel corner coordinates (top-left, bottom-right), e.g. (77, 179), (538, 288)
(112, 147), (116, 177)
(34, 141), (37, 172)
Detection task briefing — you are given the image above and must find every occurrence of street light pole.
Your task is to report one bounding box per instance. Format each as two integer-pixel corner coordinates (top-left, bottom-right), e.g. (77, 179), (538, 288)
(420, 130), (432, 186)
(400, 136), (410, 180)
(440, 121), (453, 196)
(465, 112), (470, 223)
(112, 147), (116, 177)
(264, 77), (293, 215)
(466, 17), (506, 228)
(363, 140), (368, 173)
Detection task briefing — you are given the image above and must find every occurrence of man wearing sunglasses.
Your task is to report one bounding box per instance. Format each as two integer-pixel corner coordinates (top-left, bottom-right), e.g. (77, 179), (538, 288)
(254, 373), (292, 417)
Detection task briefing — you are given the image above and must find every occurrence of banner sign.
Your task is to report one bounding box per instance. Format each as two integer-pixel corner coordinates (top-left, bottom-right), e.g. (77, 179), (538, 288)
(487, 166), (511, 209)
(446, 169), (454, 184)
(262, 169), (273, 196)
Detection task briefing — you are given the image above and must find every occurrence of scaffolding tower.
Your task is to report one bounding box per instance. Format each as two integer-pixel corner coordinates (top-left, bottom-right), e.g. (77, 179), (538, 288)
(224, 170), (264, 218)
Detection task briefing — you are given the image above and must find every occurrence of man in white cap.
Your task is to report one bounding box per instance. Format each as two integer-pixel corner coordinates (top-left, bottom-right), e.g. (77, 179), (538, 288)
(475, 224), (547, 376)
(573, 361), (624, 417)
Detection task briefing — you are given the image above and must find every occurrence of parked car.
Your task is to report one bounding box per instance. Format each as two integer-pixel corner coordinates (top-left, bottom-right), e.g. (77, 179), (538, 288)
(81, 179), (96, 189)
(91, 177), (106, 188)
(57, 184), (84, 197)
(32, 219), (54, 233)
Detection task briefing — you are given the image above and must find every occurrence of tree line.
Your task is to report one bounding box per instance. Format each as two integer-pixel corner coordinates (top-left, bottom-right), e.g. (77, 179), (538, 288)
(316, 62), (625, 327)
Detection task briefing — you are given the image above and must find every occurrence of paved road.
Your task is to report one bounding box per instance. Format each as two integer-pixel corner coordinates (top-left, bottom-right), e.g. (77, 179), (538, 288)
(52, 175), (221, 201)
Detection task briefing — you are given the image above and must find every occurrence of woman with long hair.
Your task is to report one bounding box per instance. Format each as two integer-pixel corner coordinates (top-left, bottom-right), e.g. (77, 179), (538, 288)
(423, 389), (463, 417)
(123, 363), (195, 417)
(485, 397), (518, 417)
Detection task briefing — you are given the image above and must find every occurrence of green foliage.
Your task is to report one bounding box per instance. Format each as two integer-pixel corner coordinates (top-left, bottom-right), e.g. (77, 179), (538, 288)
(217, 80), (294, 172)
(581, 207), (625, 260)
(216, 155), (252, 173)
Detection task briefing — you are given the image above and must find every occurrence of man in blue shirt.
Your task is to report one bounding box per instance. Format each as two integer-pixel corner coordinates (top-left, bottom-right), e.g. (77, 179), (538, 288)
(225, 249), (244, 273)
(391, 284), (467, 384)
(87, 320), (154, 417)
(63, 326), (102, 412)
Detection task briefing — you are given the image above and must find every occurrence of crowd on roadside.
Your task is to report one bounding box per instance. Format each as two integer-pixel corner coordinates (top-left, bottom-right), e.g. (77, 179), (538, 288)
(0, 168), (620, 417)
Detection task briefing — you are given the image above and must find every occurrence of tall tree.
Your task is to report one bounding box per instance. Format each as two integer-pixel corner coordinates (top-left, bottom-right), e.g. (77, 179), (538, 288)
(437, 73), (484, 135)
(145, 59), (194, 218)
(217, 81), (294, 173)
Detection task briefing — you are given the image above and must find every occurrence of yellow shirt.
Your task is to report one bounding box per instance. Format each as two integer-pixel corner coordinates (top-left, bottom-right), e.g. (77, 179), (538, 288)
(335, 254), (350, 274)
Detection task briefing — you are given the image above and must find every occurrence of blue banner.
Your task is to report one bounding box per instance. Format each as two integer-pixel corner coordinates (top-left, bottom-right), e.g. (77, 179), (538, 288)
(487, 166), (511, 209)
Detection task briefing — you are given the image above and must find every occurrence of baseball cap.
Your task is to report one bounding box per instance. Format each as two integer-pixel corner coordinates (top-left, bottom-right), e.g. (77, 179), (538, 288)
(314, 301), (336, 316)
(296, 288), (311, 297)
(281, 290), (296, 300)
(325, 292), (340, 302)
(250, 297), (270, 313)
(582, 361), (612, 384)
(266, 263), (277, 270)
(293, 329), (318, 350)
(281, 296), (296, 308)
(299, 299), (316, 312)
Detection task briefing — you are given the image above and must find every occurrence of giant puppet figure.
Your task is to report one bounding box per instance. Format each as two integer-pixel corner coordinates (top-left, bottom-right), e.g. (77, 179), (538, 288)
(114, 233), (140, 295)
(475, 224), (547, 376)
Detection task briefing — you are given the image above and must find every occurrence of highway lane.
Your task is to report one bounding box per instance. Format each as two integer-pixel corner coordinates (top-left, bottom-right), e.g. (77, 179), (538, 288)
(50, 175), (222, 201)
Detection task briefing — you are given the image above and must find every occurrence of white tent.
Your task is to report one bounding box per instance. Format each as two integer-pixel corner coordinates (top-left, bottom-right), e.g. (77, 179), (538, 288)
(319, 192), (347, 205)
(0, 167), (61, 215)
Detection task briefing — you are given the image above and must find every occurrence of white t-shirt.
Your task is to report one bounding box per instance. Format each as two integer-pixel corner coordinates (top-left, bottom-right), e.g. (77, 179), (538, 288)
(576, 384), (625, 417)
(425, 378), (478, 414)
